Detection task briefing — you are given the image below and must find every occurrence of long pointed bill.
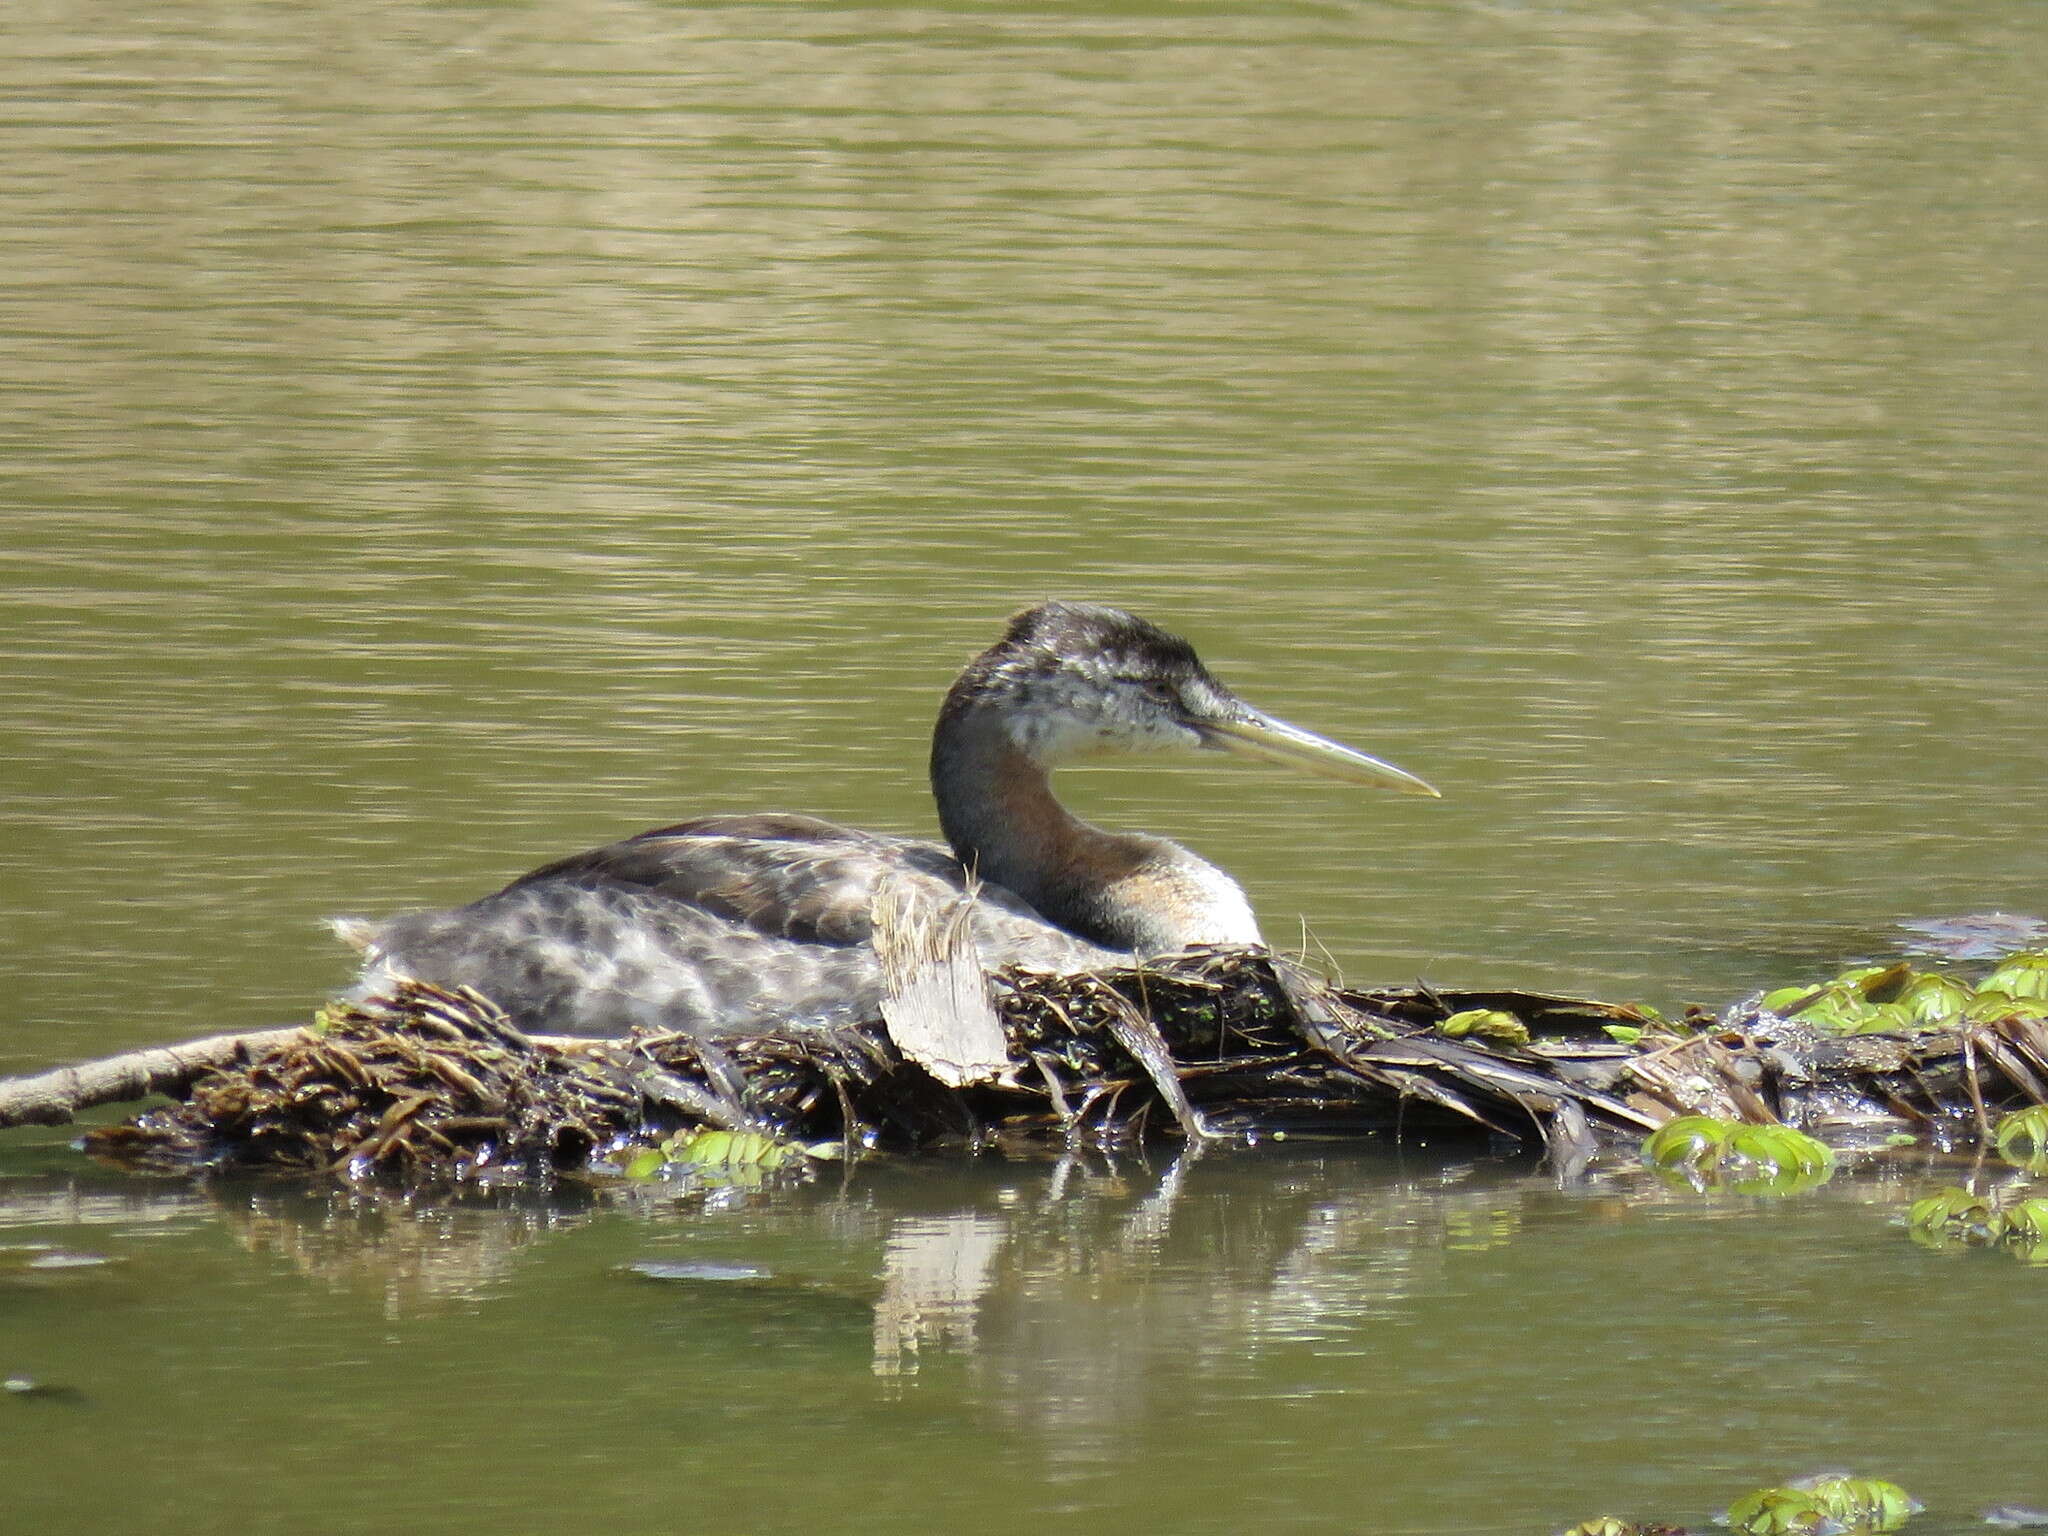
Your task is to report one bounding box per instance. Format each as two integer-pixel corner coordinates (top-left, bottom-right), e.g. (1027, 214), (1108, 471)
(1197, 707), (1441, 797)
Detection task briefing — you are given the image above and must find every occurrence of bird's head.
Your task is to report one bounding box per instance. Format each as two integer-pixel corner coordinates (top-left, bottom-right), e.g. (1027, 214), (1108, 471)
(943, 600), (1440, 796)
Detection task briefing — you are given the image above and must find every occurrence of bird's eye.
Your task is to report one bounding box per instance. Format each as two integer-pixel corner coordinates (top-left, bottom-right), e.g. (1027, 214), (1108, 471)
(1138, 678), (1178, 705)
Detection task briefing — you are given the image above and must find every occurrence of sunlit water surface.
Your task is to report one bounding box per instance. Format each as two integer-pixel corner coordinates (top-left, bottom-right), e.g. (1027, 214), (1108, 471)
(3, 0), (2046, 1530)
(3, 1144), (2045, 1536)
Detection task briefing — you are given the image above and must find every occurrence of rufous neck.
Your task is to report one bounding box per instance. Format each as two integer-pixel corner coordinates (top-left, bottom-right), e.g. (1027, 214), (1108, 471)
(929, 708), (1262, 954)
(931, 712), (1089, 920)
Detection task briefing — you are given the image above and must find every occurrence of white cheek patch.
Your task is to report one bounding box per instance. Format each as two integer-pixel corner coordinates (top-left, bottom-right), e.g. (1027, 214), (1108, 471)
(1013, 710), (1107, 763)
(1013, 708), (1202, 764)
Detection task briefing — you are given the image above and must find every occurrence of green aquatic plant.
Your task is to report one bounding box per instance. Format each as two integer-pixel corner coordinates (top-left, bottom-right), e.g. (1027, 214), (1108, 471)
(615, 1128), (820, 1182)
(1906, 1181), (2048, 1260)
(1760, 981), (1874, 1034)
(1757, 963), (1930, 1035)
(1438, 1008), (1530, 1045)
(1598, 1002), (1672, 1046)
(1964, 991), (2048, 1027)
(1723, 1124), (1834, 1180)
(1643, 1114), (1730, 1170)
(1757, 949), (2048, 1037)
(1725, 1487), (1837, 1536)
(1979, 950), (2048, 1001)
(1891, 972), (1974, 1026)
(1994, 1106), (2048, 1173)
(619, 1147), (667, 1180)
(1908, 1184), (1998, 1241)
(1643, 1116), (1834, 1192)
(2005, 1198), (2048, 1242)
(1797, 1475), (1922, 1533)
(1572, 1476), (1919, 1536)
(672, 1129), (807, 1169)
(1726, 1475), (1921, 1536)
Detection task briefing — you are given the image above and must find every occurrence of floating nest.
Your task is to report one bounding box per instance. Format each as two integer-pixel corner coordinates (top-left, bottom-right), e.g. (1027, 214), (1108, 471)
(43, 942), (2048, 1181)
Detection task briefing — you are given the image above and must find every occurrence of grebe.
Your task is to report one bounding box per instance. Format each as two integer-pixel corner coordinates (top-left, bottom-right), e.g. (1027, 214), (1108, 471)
(337, 602), (1437, 1037)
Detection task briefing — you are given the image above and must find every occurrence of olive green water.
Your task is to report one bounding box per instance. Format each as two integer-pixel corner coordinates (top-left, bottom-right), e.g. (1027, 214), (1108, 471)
(3, 1), (2046, 1530)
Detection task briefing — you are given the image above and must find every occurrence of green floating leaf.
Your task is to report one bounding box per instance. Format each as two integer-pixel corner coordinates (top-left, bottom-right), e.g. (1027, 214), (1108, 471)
(1994, 1106), (2048, 1172)
(609, 1128), (816, 1181)
(1907, 1185), (1994, 1237)
(1980, 949), (2048, 1001)
(1796, 985), (1879, 1033)
(1725, 1487), (1837, 1536)
(1892, 973), (1973, 1027)
(1725, 1124), (1835, 1180)
(1602, 1024), (1644, 1045)
(1643, 1116), (1834, 1192)
(1906, 1183), (2048, 1258)
(663, 1128), (807, 1171)
(1761, 983), (1821, 1014)
(1643, 1115), (1729, 1170)
(1439, 1008), (1530, 1045)
(2005, 1197), (2048, 1242)
(1963, 989), (2048, 1026)
(620, 1148), (668, 1181)
(1850, 1001), (1939, 1035)
(1798, 1475), (1921, 1533)
(1763, 960), (1967, 1035)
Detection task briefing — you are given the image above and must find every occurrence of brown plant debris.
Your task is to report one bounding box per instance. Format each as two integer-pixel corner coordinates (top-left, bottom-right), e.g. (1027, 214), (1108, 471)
(12, 946), (2044, 1182)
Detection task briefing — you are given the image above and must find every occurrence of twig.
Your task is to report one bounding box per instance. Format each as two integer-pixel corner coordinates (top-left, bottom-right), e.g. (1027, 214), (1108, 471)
(0, 1027), (310, 1128)
(0, 1023), (604, 1130)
